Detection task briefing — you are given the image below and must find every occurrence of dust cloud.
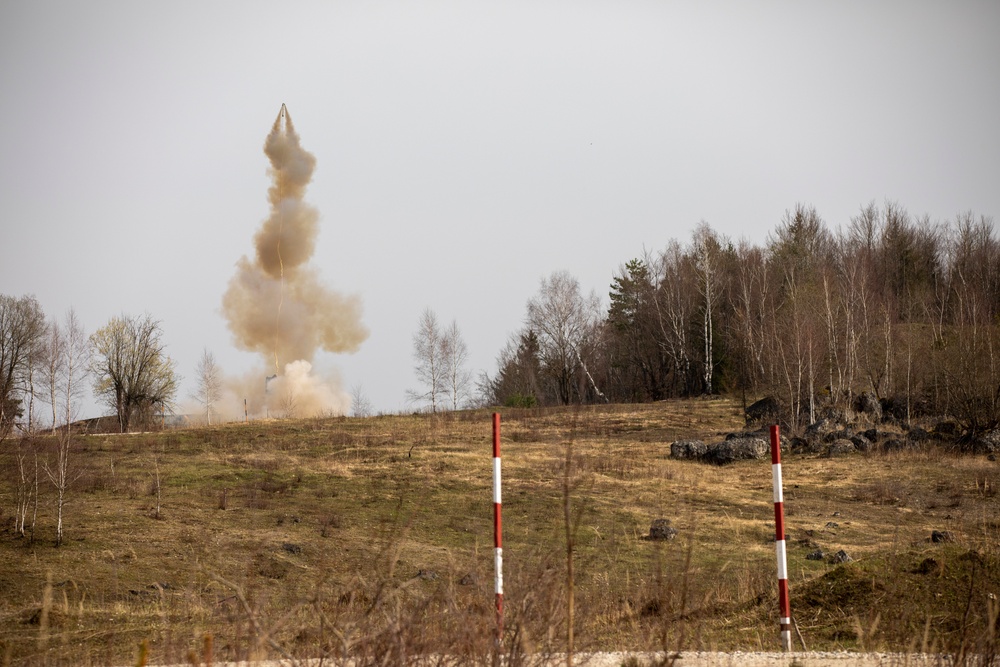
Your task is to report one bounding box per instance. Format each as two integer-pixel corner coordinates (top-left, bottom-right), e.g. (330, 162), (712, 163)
(220, 105), (367, 418)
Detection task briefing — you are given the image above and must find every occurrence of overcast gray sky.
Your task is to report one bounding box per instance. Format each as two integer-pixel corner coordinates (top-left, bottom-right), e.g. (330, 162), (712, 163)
(2, 1), (998, 417)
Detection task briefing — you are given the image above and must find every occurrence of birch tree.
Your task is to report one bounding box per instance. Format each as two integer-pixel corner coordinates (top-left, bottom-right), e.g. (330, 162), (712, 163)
(43, 309), (87, 546)
(440, 320), (472, 410)
(407, 308), (446, 413)
(526, 271), (603, 404)
(692, 223), (721, 394)
(192, 349), (223, 425)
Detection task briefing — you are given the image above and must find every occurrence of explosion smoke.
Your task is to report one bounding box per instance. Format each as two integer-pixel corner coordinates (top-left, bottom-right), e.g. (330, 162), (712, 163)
(221, 105), (367, 417)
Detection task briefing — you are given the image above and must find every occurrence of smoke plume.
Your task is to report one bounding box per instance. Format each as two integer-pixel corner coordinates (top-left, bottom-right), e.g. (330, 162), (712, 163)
(221, 105), (367, 417)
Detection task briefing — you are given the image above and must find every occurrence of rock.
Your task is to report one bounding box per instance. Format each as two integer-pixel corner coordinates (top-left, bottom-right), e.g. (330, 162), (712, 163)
(854, 392), (882, 419)
(914, 557), (939, 574)
(933, 421), (960, 437)
(805, 419), (838, 439)
(880, 395), (908, 421)
(819, 406), (846, 423)
(908, 427), (931, 442)
(881, 438), (912, 453)
(458, 573), (478, 586)
(647, 519), (678, 541)
(824, 439), (856, 457)
(850, 433), (874, 453)
(726, 429), (788, 450)
(670, 440), (707, 460)
(822, 429), (850, 444)
(805, 419), (840, 452)
(972, 430), (1000, 454)
(790, 436), (816, 454)
(746, 396), (783, 426)
(703, 436), (769, 465)
(416, 569), (439, 580)
(931, 530), (955, 543)
(281, 542), (302, 555)
(806, 550), (825, 561)
(829, 549), (853, 564)
(825, 522), (839, 529)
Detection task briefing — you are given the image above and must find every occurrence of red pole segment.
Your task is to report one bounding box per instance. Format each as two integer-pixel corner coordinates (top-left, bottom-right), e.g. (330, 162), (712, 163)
(770, 425), (791, 651)
(493, 413), (503, 644)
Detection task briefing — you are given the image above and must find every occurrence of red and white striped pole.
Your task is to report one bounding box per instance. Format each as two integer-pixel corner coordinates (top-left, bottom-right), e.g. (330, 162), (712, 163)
(770, 425), (791, 651)
(492, 412), (503, 645)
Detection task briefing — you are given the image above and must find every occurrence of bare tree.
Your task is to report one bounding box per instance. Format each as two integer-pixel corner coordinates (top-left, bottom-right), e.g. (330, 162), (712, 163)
(351, 384), (373, 417)
(692, 223), (722, 394)
(440, 320), (472, 410)
(407, 309), (446, 413)
(649, 242), (697, 396)
(43, 433), (73, 546)
(11, 440), (38, 538)
(0, 294), (47, 439)
(39, 319), (64, 433)
(729, 241), (770, 400)
(39, 309), (88, 547)
(192, 349), (223, 425)
(90, 313), (179, 433)
(526, 271), (603, 404)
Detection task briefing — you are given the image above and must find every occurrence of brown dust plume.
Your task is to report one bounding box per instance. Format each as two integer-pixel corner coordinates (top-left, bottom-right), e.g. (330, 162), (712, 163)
(221, 105), (367, 417)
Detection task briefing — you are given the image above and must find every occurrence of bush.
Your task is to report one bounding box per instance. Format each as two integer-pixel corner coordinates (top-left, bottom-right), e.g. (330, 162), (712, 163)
(503, 393), (537, 408)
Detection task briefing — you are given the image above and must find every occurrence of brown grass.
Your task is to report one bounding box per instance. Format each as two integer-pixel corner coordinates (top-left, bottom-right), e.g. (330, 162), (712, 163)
(0, 398), (998, 665)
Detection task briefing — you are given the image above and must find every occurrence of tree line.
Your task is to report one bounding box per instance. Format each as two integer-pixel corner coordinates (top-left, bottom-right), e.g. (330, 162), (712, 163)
(480, 202), (1000, 434)
(0, 301), (179, 438)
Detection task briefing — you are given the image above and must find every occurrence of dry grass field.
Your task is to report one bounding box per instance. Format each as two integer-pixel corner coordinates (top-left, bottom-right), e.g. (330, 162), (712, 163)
(1, 398), (998, 665)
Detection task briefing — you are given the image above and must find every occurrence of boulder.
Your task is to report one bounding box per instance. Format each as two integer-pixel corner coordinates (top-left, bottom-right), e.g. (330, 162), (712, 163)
(647, 519), (678, 541)
(854, 391), (882, 419)
(670, 440), (708, 460)
(824, 439), (856, 458)
(972, 430), (1000, 454)
(704, 436), (769, 465)
(932, 421), (961, 438)
(805, 419), (838, 439)
(850, 433), (874, 453)
(746, 396), (784, 427)
(880, 395), (908, 421)
(791, 435), (822, 455)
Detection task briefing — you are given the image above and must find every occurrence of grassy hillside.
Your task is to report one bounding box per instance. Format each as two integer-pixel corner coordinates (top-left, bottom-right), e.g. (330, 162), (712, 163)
(1, 399), (998, 665)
